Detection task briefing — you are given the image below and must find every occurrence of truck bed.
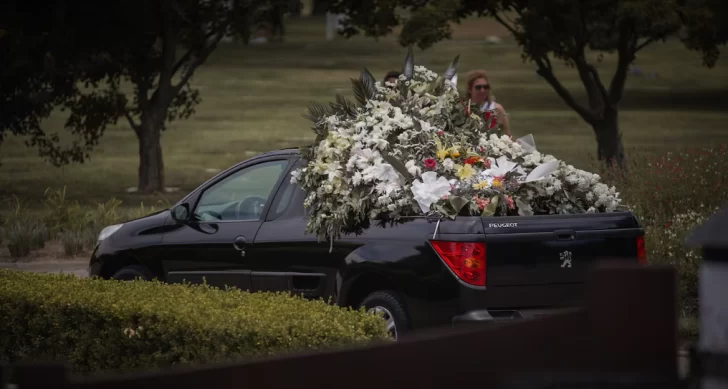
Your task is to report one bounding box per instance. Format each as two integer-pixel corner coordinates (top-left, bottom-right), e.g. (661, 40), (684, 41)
(480, 212), (644, 287)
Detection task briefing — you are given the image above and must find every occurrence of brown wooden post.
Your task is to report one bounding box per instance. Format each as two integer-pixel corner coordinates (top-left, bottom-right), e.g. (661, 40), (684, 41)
(586, 261), (678, 378)
(1, 363), (8, 389)
(687, 206), (728, 389)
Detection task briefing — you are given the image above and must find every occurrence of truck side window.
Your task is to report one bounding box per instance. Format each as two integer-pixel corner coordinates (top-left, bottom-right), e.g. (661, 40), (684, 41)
(194, 159), (288, 222)
(268, 178), (296, 220)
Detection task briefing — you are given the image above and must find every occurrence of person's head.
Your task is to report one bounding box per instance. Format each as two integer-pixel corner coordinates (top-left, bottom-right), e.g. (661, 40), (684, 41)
(466, 69), (492, 104)
(384, 71), (401, 85)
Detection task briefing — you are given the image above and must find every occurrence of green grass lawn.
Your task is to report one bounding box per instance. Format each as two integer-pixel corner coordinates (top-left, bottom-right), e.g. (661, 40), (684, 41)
(1, 15), (727, 208)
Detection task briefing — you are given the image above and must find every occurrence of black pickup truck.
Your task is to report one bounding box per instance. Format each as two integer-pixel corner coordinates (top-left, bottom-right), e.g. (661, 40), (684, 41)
(89, 148), (647, 339)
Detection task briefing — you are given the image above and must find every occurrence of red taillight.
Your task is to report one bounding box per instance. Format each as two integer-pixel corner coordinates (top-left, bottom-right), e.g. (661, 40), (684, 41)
(430, 241), (487, 287)
(637, 236), (648, 265)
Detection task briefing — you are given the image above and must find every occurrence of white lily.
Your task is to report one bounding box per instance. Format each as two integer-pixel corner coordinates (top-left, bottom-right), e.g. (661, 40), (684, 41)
(520, 160), (560, 183)
(484, 156), (525, 178)
(411, 171), (452, 213)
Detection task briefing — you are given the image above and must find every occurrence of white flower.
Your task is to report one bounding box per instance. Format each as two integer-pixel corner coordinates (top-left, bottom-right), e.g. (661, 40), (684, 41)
(522, 152), (543, 167)
(376, 181), (401, 196)
(351, 148), (381, 170)
(411, 171), (451, 213)
(405, 160), (422, 176)
(442, 158), (455, 171)
(376, 194), (393, 205)
(351, 172), (363, 186)
(484, 156), (525, 178)
(290, 169), (302, 184)
(324, 161), (343, 181)
(368, 163), (400, 184)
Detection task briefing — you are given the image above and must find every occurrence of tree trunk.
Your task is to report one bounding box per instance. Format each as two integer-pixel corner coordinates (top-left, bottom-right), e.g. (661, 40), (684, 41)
(592, 108), (626, 168)
(312, 0), (330, 15)
(136, 118), (164, 193)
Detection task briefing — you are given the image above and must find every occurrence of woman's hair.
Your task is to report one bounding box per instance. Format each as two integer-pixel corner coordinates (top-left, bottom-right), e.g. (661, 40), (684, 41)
(465, 69), (491, 100)
(383, 70), (401, 83)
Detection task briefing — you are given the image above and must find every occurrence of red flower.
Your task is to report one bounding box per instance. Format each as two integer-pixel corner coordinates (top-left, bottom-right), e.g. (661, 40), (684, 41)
(484, 159), (491, 168)
(465, 156), (481, 165)
(505, 196), (515, 210)
(437, 131), (444, 136)
(424, 158), (437, 170)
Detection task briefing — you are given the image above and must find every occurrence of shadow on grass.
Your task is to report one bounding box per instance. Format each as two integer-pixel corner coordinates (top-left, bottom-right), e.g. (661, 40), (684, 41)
(620, 88), (728, 112)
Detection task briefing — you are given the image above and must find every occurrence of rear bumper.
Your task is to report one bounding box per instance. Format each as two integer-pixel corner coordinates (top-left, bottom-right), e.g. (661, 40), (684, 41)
(452, 307), (579, 326)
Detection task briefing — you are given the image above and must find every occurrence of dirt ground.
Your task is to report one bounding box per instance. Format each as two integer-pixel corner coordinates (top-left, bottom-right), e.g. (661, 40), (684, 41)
(0, 240), (91, 278)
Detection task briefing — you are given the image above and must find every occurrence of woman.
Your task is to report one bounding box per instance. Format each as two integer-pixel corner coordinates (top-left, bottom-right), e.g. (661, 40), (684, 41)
(465, 69), (512, 138)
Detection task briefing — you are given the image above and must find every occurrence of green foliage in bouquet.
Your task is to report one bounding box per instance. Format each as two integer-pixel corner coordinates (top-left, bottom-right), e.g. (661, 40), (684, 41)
(294, 49), (622, 244)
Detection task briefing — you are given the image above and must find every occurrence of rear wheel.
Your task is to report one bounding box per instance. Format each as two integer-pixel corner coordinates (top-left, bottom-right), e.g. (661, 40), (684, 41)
(111, 265), (154, 281)
(359, 290), (410, 341)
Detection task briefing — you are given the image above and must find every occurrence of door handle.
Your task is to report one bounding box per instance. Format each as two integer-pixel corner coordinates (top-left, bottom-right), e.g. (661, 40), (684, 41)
(233, 235), (247, 251)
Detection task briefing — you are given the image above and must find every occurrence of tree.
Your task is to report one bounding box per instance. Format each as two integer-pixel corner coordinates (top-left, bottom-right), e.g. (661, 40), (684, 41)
(328, 0), (726, 166)
(0, 0), (300, 192)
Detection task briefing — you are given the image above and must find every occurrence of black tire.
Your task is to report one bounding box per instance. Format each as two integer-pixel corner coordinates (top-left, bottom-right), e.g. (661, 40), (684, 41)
(111, 265), (154, 281)
(359, 290), (410, 340)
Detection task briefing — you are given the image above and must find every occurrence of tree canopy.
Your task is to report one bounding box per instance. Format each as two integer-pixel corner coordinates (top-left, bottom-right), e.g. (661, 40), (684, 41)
(329, 0), (726, 165)
(1, 0), (300, 192)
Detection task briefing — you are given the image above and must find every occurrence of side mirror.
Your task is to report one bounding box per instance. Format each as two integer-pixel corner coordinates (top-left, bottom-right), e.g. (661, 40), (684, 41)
(171, 203), (191, 223)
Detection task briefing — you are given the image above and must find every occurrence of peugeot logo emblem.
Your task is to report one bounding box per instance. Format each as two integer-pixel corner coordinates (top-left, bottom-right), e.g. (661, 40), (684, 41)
(560, 251), (573, 268)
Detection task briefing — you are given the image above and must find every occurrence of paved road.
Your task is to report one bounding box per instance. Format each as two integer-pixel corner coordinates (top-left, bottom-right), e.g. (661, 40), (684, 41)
(0, 260), (89, 278)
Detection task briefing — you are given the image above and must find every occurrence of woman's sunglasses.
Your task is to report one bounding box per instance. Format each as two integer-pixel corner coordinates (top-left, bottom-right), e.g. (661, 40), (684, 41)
(474, 84), (490, 91)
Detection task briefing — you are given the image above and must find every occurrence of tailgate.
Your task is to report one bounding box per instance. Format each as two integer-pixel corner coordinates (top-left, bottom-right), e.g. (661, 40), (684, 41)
(482, 212), (644, 287)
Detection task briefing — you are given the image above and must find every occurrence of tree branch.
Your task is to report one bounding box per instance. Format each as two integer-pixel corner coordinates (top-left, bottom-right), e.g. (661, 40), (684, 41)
(574, 50), (605, 111)
(125, 110), (140, 134)
(172, 31), (217, 76)
(491, 11), (520, 37)
(172, 49), (194, 76)
(635, 37), (659, 52)
(534, 56), (596, 124)
(608, 27), (637, 105)
(174, 31), (225, 93)
(156, 0), (179, 108)
(586, 64), (610, 106)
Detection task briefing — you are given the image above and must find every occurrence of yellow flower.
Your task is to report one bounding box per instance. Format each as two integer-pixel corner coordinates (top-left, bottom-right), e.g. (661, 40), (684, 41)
(456, 163), (476, 180)
(434, 138), (450, 161)
(492, 178), (503, 188)
(472, 180), (490, 190)
(437, 149), (449, 160)
(451, 149), (461, 158)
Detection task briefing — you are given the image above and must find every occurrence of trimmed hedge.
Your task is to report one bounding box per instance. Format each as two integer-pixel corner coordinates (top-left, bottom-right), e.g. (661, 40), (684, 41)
(0, 270), (390, 375)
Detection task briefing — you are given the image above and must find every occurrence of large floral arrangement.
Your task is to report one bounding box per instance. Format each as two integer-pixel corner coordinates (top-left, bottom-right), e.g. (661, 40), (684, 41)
(292, 49), (622, 244)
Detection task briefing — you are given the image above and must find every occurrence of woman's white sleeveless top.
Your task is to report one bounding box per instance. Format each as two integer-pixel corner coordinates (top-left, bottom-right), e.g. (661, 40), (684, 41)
(481, 100), (496, 111)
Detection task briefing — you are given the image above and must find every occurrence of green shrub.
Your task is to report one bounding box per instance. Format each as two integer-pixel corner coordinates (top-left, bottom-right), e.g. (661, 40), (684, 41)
(29, 221), (50, 250)
(125, 200), (170, 221)
(597, 145), (727, 317)
(43, 186), (87, 236)
(0, 270), (391, 375)
(86, 198), (124, 239)
(59, 229), (90, 256)
(4, 221), (47, 260)
(644, 209), (717, 317)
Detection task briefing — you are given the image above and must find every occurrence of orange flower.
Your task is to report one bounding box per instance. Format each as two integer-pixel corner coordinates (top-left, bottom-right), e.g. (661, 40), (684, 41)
(465, 156), (481, 165)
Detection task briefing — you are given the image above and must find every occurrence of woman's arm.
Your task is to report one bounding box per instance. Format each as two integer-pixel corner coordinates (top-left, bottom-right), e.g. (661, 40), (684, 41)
(495, 103), (512, 138)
